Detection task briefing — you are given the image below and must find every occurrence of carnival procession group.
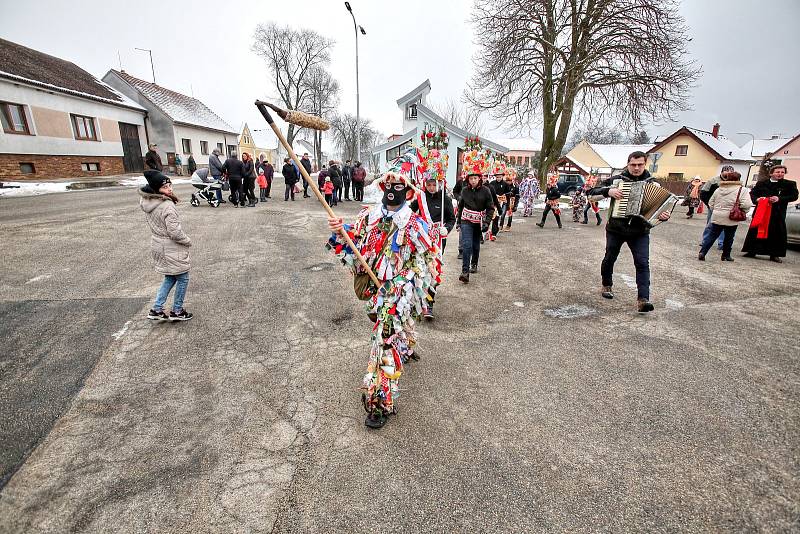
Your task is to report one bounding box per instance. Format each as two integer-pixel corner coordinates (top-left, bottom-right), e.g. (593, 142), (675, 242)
(137, 134), (798, 430)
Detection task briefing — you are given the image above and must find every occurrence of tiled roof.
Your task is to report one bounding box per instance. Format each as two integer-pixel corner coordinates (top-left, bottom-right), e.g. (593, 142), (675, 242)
(740, 136), (794, 158)
(0, 38), (143, 109)
(589, 143), (655, 169)
(110, 70), (236, 134)
(685, 127), (753, 161)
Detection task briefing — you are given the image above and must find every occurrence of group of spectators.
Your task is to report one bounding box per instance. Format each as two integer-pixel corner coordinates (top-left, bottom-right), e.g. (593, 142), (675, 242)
(316, 159), (367, 205)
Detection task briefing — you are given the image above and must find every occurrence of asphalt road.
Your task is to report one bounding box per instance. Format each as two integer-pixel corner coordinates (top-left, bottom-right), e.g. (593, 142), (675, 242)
(0, 184), (798, 533)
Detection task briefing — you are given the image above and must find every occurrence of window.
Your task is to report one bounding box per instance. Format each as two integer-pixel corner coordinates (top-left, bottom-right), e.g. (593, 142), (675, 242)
(407, 103), (417, 120)
(1, 102), (31, 134)
(81, 162), (100, 171)
(181, 138), (192, 154)
(217, 142), (224, 153)
(524, 156), (530, 166)
(19, 162), (35, 174)
(668, 172), (684, 180)
(675, 145), (688, 156)
(200, 141), (209, 155)
(386, 140), (412, 161)
(227, 144), (237, 155)
(71, 114), (97, 140)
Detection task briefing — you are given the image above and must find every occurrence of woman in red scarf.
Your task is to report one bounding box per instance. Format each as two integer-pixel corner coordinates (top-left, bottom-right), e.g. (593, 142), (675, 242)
(741, 165), (798, 263)
(684, 176), (703, 218)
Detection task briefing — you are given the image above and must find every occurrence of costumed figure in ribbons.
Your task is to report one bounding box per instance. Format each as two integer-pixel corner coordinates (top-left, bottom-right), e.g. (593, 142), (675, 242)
(488, 158), (512, 239)
(519, 172), (541, 217)
(456, 142), (494, 283)
(581, 174), (603, 225)
(571, 181), (587, 222)
(741, 164), (798, 263)
(411, 127), (455, 320)
(500, 167), (520, 231)
(536, 172), (563, 228)
(326, 150), (440, 429)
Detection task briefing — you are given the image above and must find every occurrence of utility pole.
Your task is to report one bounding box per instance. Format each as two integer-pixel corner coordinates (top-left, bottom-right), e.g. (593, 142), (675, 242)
(135, 47), (156, 84)
(345, 2), (366, 162)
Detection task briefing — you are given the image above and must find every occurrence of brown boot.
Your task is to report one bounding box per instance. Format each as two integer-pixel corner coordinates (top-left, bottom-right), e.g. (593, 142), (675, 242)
(601, 286), (614, 299)
(637, 299), (655, 313)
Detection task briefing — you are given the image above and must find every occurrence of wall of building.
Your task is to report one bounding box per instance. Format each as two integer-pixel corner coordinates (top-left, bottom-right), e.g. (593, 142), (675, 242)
(0, 79), (146, 158)
(506, 150), (538, 168)
(649, 134), (722, 181)
(565, 141), (607, 170)
(172, 124), (233, 169)
(0, 154), (124, 180)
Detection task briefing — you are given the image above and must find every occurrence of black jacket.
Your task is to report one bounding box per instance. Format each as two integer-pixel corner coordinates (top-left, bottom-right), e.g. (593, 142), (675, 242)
(300, 157), (312, 176)
(222, 157), (244, 179)
(545, 185), (561, 201)
(457, 183), (496, 225)
(411, 190), (456, 232)
(242, 159), (256, 179)
(329, 166), (343, 188)
(587, 169), (656, 236)
(342, 165), (353, 181)
(282, 163), (298, 184)
(187, 156), (197, 174)
(453, 178), (465, 200)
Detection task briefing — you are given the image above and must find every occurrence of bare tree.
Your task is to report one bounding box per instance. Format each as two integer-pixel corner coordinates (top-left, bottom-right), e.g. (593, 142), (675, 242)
(252, 23), (334, 146)
(301, 66), (340, 170)
(468, 0), (701, 181)
(628, 130), (650, 144)
(563, 124), (626, 154)
(430, 98), (486, 136)
(330, 114), (380, 165)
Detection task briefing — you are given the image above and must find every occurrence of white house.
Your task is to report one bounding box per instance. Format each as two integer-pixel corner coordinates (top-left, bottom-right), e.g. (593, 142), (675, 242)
(372, 80), (508, 187)
(0, 38), (147, 180)
(102, 69), (238, 172)
(740, 135), (794, 185)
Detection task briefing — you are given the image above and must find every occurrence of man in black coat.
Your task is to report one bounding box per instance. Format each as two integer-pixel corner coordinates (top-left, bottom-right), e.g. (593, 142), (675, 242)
(587, 151), (671, 312)
(741, 164), (798, 262)
(328, 161), (343, 206)
(342, 160), (353, 201)
(222, 152), (245, 207)
(456, 173), (495, 283)
(488, 175), (512, 238)
(300, 153), (313, 198)
(145, 144), (163, 171)
(282, 158), (298, 201)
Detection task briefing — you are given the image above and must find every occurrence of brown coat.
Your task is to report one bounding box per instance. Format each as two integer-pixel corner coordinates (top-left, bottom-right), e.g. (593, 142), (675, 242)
(138, 188), (192, 275)
(708, 180), (753, 226)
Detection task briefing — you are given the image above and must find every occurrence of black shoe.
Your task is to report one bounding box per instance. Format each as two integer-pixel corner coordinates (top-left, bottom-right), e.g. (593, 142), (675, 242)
(637, 299), (655, 313)
(303, 194), (310, 198)
(169, 309), (193, 321)
(247, 203), (256, 208)
(423, 306), (434, 320)
(364, 412), (387, 429)
(220, 199), (227, 203)
(457, 251), (463, 260)
(408, 350), (420, 361)
(580, 220), (588, 224)
(459, 272), (469, 284)
(596, 217), (602, 226)
(558, 223), (563, 228)
(147, 309), (169, 321)
(601, 286), (614, 299)
(770, 256), (783, 263)
(698, 254), (705, 261)
(536, 222), (544, 228)
(470, 264), (478, 274)
(721, 256), (734, 262)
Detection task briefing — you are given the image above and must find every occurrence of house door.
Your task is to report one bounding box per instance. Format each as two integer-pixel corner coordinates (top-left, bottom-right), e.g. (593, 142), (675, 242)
(119, 122), (144, 173)
(166, 152), (176, 173)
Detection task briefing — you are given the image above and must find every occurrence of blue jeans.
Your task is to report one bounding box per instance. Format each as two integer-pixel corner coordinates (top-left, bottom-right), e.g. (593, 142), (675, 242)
(700, 224), (737, 257)
(459, 222), (481, 273)
(601, 231), (650, 300)
(212, 177), (223, 201)
(701, 208), (724, 249)
(154, 272), (189, 313)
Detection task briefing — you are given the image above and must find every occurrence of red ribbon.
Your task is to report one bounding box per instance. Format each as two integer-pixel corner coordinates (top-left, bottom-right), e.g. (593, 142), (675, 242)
(750, 197), (772, 239)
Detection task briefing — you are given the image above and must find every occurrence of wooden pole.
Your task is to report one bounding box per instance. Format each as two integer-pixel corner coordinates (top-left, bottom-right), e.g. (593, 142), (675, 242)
(255, 101), (381, 289)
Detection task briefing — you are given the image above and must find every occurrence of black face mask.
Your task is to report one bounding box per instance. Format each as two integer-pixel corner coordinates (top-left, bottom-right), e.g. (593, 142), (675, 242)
(382, 183), (408, 207)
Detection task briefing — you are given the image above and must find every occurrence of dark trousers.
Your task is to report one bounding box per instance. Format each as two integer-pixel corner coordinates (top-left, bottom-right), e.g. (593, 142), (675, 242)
(352, 180), (359, 199)
(353, 182), (364, 201)
(265, 178), (272, 198)
(459, 222), (481, 273)
(243, 177), (256, 205)
(303, 179), (310, 197)
(601, 230), (650, 300)
(700, 223), (737, 257)
(541, 204), (562, 226)
(498, 203), (511, 228)
(583, 204), (601, 223)
(259, 187), (268, 201)
(332, 186), (340, 205)
(229, 177), (243, 205)
(343, 179), (351, 199)
(324, 193), (333, 205)
(284, 183), (295, 201)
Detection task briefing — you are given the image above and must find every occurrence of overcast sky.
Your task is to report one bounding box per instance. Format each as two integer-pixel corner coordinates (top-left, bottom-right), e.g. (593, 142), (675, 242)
(3, 0), (798, 147)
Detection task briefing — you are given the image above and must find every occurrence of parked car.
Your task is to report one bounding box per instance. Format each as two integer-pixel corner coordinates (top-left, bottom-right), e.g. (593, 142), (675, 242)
(557, 173), (585, 196)
(787, 203), (800, 246)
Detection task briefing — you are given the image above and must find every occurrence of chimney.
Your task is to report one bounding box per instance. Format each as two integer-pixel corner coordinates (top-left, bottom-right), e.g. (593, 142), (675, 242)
(712, 123), (720, 138)
(771, 135), (779, 140)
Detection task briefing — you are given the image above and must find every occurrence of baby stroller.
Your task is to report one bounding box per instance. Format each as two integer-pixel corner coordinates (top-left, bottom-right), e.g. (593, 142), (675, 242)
(189, 169), (221, 208)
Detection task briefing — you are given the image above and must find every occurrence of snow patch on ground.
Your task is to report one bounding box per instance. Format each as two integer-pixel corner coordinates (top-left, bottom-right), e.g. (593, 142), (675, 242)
(25, 273), (53, 284)
(544, 304), (596, 319)
(513, 301), (525, 308)
(665, 299), (685, 310)
(119, 176), (192, 186)
(1, 182), (73, 197)
(362, 182), (383, 204)
(112, 320), (132, 340)
(619, 274), (638, 289)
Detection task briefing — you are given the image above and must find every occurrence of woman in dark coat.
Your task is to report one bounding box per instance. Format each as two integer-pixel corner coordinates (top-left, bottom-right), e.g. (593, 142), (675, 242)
(741, 165), (798, 262)
(241, 153), (257, 207)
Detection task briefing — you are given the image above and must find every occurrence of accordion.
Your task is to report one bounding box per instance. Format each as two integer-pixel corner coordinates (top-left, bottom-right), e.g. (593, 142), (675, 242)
(610, 179), (678, 228)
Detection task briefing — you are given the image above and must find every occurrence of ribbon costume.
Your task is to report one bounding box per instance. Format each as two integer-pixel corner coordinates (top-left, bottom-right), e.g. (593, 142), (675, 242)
(327, 148), (440, 429)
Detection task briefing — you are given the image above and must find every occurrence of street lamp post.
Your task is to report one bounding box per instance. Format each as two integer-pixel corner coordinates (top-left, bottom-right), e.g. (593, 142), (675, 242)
(135, 47), (156, 84)
(345, 2), (366, 163)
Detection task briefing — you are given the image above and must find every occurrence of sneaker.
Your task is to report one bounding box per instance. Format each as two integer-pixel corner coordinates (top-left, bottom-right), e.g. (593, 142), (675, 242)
(601, 286), (614, 299)
(637, 299), (655, 313)
(580, 221), (588, 225)
(770, 256), (783, 263)
(536, 222), (544, 228)
(169, 309), (193, 321)
(470, 264), (478, 274)
(721, 256), (734, 262)
(698, 254), (705, 261)
(147, 309), (169, 321)
(557, 223), (563, 228)
(423, 306), (434, 321)
(459, 272), (470, 284)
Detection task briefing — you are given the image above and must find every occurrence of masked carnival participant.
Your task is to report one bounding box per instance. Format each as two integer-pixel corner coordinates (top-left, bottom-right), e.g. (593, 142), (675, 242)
(456, 145), (494, 283)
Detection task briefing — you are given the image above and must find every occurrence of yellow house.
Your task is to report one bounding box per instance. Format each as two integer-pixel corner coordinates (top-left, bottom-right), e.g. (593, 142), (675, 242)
(647, 125), (754, 181)
(564, 140), (655, 178)
(238, 122), (277, 164)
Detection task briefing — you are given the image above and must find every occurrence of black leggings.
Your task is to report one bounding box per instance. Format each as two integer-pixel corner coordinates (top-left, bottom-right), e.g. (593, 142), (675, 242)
(228, 177), (243, 205)
(243, 177), (256, 204)
(541, 204), (562, 226)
